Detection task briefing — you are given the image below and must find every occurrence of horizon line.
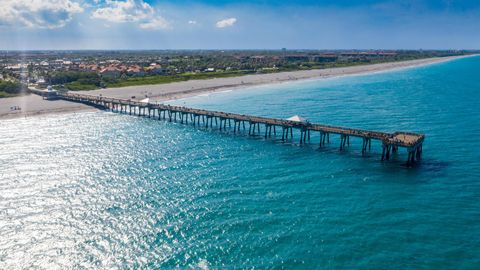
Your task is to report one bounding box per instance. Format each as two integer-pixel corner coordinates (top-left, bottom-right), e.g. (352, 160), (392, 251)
(1, 48), (478, 52)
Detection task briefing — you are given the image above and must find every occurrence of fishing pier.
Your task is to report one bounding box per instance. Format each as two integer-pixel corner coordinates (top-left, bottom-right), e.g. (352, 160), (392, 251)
(56, 92), (424, 166)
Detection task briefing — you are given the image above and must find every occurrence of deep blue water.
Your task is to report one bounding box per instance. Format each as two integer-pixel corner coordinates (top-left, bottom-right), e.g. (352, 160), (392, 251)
(1, 56), (480, 269)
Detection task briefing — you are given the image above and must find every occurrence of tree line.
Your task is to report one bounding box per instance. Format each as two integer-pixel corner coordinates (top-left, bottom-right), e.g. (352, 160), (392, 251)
(0, 80), (24, 94)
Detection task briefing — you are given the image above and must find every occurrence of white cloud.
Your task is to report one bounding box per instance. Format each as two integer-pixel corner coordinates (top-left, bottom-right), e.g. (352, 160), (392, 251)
(92, 0), (169, 30)
(216, 18), (237, 28)
(0, 0), (83, 29)
(188, 20), (197, 25)
(139, 18), (169, 29)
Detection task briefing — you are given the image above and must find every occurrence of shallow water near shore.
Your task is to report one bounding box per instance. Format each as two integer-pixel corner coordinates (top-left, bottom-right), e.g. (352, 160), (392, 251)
(1, 56), (480, 269)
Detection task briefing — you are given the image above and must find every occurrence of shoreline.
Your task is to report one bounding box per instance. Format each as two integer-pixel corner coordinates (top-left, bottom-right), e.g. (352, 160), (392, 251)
(158, 54), (478, 102)
(0, 55), (475, 120)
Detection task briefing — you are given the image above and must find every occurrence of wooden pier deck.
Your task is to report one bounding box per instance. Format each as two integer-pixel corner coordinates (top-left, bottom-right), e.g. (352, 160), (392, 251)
(56, 92), (425, 165)
(29, 88), (60, 100)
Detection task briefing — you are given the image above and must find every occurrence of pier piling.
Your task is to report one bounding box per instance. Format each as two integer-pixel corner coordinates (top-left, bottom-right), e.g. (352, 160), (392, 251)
(57, 92), (425, 166)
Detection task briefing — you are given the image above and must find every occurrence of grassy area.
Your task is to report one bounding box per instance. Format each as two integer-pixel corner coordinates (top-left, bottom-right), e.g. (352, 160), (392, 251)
(0, 91), (18, 98)
(106, 75), (188, 88)
(65, 81), (100, 91)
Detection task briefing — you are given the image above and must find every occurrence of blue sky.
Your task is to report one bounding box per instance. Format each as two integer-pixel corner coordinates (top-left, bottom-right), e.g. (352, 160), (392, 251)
(0, 0), (479, 50)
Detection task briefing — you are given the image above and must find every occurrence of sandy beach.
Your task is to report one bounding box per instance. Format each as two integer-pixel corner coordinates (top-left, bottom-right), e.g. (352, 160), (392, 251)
(0, 55), (469, 119)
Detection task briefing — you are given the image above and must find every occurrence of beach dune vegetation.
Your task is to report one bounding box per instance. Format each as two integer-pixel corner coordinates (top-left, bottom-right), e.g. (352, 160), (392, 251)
(59, 70), (253, 90)
(50, 71), (102, 91)
(0, 80), (25, 98)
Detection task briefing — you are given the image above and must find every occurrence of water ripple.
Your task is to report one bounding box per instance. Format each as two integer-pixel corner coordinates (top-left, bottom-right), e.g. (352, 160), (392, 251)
(1, 56), (480, 269)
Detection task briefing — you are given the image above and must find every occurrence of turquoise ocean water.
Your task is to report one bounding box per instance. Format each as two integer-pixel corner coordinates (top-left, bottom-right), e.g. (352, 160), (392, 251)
(1, 56), (480, 269)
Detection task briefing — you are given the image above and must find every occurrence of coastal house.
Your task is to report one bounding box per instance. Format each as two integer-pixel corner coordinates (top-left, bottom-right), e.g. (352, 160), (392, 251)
(79, 64), (99, 72)
(145, 64), (166, 75)
(127, 65), (146, 77)
(251, 55), (267, 62)
(100, 66), (122, 78)
(284, 55), (310, 62)
(53, 59), (64, 67)
(311, 54), (338, 62)
(5, 64), (27, 76)
(340, 51), (397, 60)
(36, 77), (46, 84)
